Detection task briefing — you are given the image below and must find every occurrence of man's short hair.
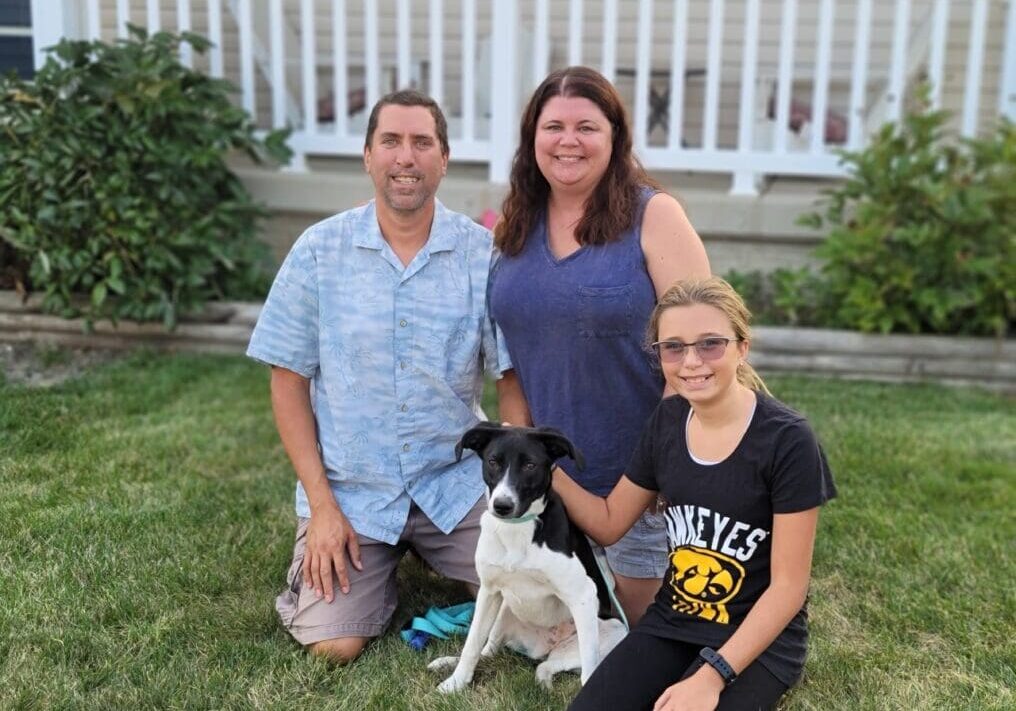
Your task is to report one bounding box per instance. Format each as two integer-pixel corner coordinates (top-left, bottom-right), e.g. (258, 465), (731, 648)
(364, 90), (450, 157)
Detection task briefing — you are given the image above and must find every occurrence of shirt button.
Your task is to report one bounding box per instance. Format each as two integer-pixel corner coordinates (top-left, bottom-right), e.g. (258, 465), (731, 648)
(400, 361), (407, 370)
(400, 403), (408, 412)
(399, 319), (407, 327)
(402, 443), (410, 452)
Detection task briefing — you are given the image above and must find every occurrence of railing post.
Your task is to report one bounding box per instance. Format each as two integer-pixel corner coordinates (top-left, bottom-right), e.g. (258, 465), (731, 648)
(961, 0), (989, 137)
(1002, 0), (1016, 121)
(30, 0), (83, 70)
(489, 0), (519, 184)
(634, 0), (652, 153)
(730, 171), (762, 197)
(733, 0), (761, 197)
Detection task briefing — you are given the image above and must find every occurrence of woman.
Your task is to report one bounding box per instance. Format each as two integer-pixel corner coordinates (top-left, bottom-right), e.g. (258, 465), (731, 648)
(490, 66), (710, 626)
(562, 277), (837, 710)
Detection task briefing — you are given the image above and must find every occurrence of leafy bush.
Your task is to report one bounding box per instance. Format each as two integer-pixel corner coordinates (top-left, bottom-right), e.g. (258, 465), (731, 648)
(799, 97), (1015, 337)
(0, 26), (290, 327)
(724, 267), (830, 327)
(723, 269), (769, 319)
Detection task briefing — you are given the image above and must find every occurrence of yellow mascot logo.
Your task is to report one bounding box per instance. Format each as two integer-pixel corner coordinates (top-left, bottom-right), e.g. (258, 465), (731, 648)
(667, 546), (745, 624)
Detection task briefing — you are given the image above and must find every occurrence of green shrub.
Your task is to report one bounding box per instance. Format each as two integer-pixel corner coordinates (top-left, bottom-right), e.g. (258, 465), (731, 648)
(799, 97), (1015, 337)
(724, 267), (830, 328)
(723, 269), (767, 315)
(769, 266), (830, 327)
(0, 26), (290, 328)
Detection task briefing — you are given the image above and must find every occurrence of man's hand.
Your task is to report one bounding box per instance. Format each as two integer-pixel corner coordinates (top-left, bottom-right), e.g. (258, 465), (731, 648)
(652, 666), (724, 711)
(303, 504), (363, 602)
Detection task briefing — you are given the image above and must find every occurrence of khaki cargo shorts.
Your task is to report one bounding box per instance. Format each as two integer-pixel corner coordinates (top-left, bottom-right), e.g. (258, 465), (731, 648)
(275, 497), (484, 646)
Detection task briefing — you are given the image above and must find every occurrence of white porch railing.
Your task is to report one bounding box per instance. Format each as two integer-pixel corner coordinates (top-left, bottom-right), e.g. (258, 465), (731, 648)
(32, 1), (1016, 194)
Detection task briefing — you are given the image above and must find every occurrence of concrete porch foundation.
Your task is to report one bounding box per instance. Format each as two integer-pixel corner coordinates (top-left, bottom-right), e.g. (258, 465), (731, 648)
(237, 159), (834, 275)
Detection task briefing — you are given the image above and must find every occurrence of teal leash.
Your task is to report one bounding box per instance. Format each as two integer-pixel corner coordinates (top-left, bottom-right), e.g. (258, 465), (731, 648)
(401, 602), (475, 651)
(591, 543), (630, 631)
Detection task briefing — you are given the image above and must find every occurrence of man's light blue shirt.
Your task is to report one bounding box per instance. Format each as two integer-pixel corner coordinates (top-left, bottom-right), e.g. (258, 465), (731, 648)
(247, 200), (501, 544)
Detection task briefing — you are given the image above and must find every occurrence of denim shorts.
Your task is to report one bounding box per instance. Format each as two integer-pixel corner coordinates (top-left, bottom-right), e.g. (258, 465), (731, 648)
(603, 509), (669, 579)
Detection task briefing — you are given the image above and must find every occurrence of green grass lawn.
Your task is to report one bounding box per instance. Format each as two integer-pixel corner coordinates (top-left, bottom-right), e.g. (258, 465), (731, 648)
(1, 353), (1013, 710)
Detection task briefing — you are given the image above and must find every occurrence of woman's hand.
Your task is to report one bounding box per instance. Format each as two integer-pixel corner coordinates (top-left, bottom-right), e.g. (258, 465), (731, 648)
(652, 666), (724, 711)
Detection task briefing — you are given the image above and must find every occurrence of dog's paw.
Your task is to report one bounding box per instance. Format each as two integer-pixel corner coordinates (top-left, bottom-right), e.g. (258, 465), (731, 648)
(436, 674), (469, 694)
(534, 663), (556, 690)
(427, 656), (459, 671)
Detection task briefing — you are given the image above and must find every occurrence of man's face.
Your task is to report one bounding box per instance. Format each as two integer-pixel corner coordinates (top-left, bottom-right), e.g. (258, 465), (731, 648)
(364, 104), (448, 214)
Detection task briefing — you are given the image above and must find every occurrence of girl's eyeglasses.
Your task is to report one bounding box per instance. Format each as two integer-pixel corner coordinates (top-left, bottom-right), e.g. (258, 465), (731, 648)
(651, 337), (740, 364)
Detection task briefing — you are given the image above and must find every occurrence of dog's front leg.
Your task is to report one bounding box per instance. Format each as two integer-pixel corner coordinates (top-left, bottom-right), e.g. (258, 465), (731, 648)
(567, 586), (601, 685)
(436, 587), (502, 693)
(480, 601), (507, 657)
(429, 601), (503, 672)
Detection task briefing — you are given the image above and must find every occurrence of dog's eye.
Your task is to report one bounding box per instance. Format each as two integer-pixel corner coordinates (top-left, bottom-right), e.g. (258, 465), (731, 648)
(524, 462), (536, 471)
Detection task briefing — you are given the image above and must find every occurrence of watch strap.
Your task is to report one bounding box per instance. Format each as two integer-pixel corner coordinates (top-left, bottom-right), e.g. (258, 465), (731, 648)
(699, 647), (737, 686)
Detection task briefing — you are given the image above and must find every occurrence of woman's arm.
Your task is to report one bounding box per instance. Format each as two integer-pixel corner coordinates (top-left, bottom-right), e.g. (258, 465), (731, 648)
(641, 192), (712, 396)
(552, 470), (657, 546)
(495, 369), (532, 426)
(653, 508), (820, 710)
(641, 192), (712, 299)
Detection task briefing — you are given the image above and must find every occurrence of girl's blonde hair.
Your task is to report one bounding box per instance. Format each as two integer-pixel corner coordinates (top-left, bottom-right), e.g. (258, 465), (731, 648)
(648, 276), (770, 395)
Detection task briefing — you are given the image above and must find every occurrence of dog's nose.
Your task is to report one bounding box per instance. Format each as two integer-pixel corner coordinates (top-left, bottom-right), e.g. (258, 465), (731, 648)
(492, 498), (515, 517)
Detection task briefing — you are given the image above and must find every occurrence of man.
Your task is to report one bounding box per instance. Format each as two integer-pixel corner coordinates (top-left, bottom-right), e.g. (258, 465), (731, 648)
(247, 90), (522, 663)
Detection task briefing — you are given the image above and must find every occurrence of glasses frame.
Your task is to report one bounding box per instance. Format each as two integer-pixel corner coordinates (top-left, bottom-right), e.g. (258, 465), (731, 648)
(651, 337), (742, 364)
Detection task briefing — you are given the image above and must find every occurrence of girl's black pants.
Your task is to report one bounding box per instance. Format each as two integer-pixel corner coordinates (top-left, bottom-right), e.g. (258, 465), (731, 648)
(568, 629), (789, 711)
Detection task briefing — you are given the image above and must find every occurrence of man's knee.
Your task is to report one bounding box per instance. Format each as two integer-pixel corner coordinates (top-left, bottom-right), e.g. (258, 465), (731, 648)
(308, 636), (369, 664)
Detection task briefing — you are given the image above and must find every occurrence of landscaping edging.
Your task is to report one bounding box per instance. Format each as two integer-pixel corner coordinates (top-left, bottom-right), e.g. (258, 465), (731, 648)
(750, 326), (1014, 392)
(0, 292), (260, 355)
(1, 292), (1012, 392)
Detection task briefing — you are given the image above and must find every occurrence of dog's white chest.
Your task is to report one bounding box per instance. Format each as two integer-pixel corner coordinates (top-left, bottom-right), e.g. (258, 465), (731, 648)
(476, 522), (567, 580)
(488, 566), (572, 626)
(476, 525), (584, 627)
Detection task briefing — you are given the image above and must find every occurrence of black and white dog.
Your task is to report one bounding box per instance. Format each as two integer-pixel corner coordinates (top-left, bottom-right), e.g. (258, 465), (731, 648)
(430, 422), (626, 692)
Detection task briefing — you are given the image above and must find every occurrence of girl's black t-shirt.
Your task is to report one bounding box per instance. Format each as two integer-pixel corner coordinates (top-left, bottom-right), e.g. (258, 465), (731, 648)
(625, 392), (837, 688)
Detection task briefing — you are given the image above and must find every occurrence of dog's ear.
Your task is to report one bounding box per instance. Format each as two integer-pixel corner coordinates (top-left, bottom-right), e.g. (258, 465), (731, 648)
(533, 428), (585, 471)
(455, 421), (506, 462)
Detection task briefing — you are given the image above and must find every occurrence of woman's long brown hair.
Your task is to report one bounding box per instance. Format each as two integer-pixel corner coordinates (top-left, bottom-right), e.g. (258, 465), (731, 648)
(494, 66), (659, 256)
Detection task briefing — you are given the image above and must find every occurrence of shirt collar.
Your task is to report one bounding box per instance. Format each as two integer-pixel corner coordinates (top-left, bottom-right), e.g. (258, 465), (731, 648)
(353, 199), (459, 254)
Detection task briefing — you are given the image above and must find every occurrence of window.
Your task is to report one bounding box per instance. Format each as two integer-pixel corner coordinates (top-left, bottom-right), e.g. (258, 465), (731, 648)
(0, 0), (33, 79)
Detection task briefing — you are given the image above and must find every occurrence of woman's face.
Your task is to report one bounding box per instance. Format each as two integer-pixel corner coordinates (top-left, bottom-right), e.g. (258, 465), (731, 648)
(533, 95), (613, 194)
(656, 304), (748, 405)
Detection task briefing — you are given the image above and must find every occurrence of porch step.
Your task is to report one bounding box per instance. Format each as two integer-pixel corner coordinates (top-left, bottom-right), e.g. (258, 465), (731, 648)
(236, 163), (834, 274)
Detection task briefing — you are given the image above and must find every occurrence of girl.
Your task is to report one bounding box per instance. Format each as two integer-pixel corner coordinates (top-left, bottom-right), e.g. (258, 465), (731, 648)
(561, 277), (837, 711)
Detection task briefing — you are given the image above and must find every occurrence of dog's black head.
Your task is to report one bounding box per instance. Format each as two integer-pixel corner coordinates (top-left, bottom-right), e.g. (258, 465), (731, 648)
(456, 422), (584, 520)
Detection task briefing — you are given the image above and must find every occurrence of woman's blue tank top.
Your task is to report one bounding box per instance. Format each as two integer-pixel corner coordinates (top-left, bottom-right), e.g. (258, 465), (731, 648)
(490, 189), (662, 495)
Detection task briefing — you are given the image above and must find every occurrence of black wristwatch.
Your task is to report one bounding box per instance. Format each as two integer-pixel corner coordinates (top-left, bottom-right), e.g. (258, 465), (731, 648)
(699, 647), (738, 686)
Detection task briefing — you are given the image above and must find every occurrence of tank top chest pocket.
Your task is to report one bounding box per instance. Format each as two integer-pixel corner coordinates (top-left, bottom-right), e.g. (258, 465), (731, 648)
(576, 284), (633, 338)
